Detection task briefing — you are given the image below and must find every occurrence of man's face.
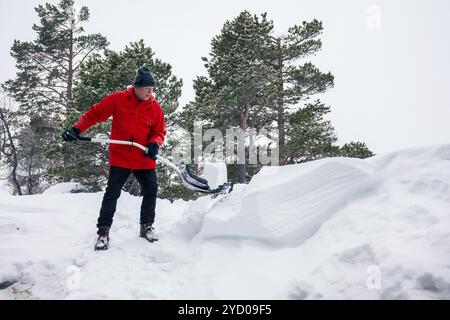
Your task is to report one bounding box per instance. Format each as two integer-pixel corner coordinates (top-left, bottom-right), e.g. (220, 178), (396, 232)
(134, 86), (153, 101)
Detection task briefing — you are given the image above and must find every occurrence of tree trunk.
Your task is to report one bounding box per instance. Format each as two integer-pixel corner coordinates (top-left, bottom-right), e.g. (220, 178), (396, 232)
(27, 162), (33, 195)
(275, 38), (286, 165)
(0, 108), (22, 195)
(10, 160), (22, 196)
(237, 102), (250, 183)
(63, 28), (74, 182)
(67, 27), (74, 101)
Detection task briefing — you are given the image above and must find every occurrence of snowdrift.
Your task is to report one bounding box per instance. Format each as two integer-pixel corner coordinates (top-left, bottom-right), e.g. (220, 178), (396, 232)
(198, 158), (375, 246)
(1, 144), (450, 299)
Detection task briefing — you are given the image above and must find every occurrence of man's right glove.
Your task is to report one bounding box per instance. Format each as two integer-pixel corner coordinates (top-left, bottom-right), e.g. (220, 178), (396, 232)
(62, 127), (81, 142)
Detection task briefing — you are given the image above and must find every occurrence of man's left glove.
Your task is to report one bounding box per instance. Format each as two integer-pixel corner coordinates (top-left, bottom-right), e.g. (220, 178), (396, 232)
(144, 142), (159, 160)
(62, 127), (81, 142)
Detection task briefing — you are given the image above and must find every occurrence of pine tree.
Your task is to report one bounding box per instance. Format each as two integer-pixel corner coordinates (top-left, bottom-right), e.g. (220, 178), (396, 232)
(268, 20), (334, 162)
(174, 12), (375, 187)
(2, 0), (108, 119)
(179, 11), (277, 183)
(283, 100), (339, 163)
(339, 142), (374, 159)
(1, 0), (108, 191)
(54, 40), (184, 195)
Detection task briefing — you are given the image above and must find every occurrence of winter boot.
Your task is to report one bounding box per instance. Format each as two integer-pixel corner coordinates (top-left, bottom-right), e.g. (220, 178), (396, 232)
(140, 223), (158, 243)
(94, 226), (110, 251)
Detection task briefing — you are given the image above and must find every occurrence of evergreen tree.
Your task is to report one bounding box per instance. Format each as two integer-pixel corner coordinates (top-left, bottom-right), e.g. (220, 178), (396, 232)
(179, 11), (277, 183)
(283, 100), (339, 163)
(179, 12), (372, 184)
(2, 0), (108, 119)
(339, 142), (374, 159)
(268, 20), (334, 162)
(54, 40), (184, 195)
(1, 0), (108, 191)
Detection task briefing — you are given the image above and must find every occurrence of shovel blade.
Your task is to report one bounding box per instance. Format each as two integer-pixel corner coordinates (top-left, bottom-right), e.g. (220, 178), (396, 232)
(179, 165), (230, 194)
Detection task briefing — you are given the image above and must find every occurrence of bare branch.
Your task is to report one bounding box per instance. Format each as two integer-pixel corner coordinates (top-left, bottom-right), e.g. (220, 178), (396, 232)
(73, 46), (97, 72)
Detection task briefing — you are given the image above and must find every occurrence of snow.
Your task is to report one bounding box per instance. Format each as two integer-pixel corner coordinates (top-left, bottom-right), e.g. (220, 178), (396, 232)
(43, 182), (82, 194)
(200, 162), (228, 189)
(1, 144), (450, 299)
(245, 132), (278, 148)
(0, 183), (9, 197)
(199, 157), (374, 246)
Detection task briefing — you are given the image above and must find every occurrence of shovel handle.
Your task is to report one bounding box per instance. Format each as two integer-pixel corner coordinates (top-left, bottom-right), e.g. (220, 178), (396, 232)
(77, 137), (181, 174)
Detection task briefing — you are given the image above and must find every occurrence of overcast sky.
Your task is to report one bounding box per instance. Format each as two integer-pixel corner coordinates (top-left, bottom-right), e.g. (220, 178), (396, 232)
(1, 0), (449, 155)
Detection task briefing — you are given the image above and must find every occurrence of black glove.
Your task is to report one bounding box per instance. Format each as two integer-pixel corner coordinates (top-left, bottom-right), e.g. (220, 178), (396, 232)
(62, 127), (81, 142)
(144, 142), (159, 160)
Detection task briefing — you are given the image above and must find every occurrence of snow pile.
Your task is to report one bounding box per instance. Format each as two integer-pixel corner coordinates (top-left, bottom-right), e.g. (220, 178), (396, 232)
(43, 182), (82, 194)
(1, 144), (450, 299)
(199, 158), (374, 246)
(0, 175), (11, 197)
(174, 144), (450, 299)
(0, 184), (9, 197)
(200, 162), (228, 189)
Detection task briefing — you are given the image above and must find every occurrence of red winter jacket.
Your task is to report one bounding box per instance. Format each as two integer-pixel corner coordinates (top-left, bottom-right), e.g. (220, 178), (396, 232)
(74, 87), (166, 170)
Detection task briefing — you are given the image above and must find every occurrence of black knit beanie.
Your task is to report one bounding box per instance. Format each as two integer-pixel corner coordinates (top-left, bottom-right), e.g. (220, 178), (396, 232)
(133, 66), (156, 87)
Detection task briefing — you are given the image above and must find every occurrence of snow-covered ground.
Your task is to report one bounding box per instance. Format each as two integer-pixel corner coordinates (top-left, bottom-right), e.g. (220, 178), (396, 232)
(1, 144), (450, 299)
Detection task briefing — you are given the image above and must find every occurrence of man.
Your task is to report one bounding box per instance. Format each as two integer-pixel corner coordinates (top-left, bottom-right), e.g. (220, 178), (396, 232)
(62, 66), (166, 251)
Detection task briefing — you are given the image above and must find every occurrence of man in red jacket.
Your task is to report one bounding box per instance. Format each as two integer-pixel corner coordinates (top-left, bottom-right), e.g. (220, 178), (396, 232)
(62, 67), (166, 250)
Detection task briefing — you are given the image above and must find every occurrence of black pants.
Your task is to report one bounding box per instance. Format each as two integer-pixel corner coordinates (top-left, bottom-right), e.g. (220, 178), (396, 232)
(97, 166), (157, 228)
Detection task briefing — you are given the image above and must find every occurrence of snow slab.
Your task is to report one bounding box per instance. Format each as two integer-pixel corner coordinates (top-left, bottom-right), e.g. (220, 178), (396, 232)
(200, 162), (228, 189)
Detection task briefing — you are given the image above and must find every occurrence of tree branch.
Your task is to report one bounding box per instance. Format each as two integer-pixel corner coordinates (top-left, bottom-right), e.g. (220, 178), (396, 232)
(73, 46), (97, 72)
(35, 80), (67, 102)
(36, 52), (69, 72)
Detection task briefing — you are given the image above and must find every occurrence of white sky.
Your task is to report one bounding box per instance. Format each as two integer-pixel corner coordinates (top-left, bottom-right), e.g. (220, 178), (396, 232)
(1, 0), (449, 155)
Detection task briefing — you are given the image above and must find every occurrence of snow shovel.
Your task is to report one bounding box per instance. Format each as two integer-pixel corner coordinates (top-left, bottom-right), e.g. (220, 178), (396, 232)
(73, 136), (231, 194)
